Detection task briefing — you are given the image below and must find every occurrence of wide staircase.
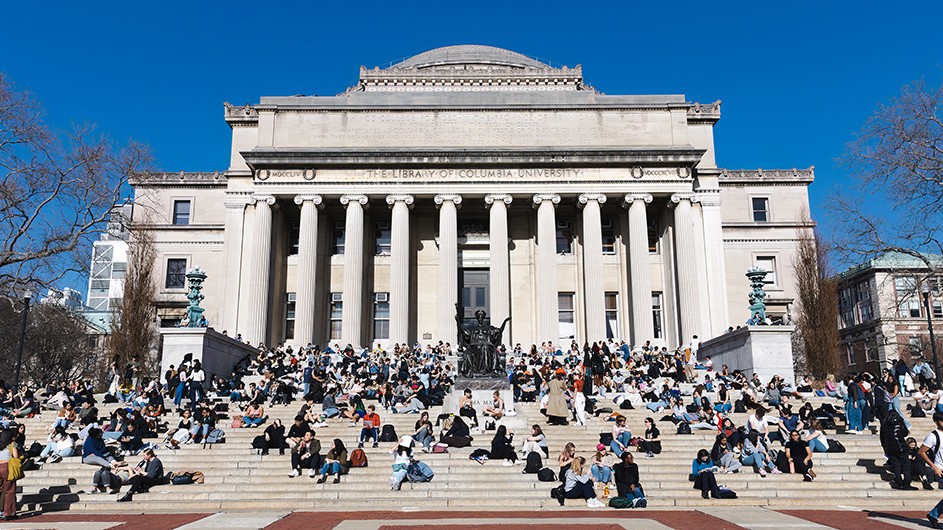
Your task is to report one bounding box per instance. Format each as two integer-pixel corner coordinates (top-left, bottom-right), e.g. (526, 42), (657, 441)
(12, 376), (939, 512)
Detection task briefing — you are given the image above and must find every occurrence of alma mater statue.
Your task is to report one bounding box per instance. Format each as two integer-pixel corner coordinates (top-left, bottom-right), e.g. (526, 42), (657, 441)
(455, 303), (510, 378)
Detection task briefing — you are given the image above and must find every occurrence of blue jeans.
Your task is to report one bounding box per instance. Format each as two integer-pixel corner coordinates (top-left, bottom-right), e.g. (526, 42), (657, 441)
(891, 396), (911, 429)
(243, 416), (265, 427)
(174, 382), (187, 406)
(320, 462), (342, 476)
(714, 403), (732, 413)
(899, 375), (909, 397)
(360, 427), (378, 444)
(645, 401), (667, 412)
(931, 497), (943, 519)
(742, 452), (771, 471)
(626, 484), (645, 502)
(591, 464), (612, 483)
(611, 431), (632, 457)
(846, 400), (863, 431)
(809, 438), (828, 453)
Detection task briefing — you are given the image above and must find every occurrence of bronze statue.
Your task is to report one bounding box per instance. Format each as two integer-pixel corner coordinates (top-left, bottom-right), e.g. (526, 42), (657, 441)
(454, 303), (510, 378)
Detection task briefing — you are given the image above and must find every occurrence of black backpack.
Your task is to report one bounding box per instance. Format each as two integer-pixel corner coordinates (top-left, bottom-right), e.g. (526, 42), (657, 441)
(734, 399), (746, 413)
(913, 406), (927, 418)
(537, 467), (556, 482)
(620, 400), (634, 410)
(379, 424), (398, 442)
(676, 421), (692, 435)
(524, 451), (543, 473)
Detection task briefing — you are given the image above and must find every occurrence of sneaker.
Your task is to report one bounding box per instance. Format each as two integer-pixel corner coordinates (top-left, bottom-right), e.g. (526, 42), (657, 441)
(373, 442), (379, 449)
(803, 473), (813, 482)
(586, 498), (604, 508)
(929, 514), (940, 530)
(924, 480), (935, 491)
(502, 460), (514, 466)
(308, 468), (317, 478)
(358, 442), (364, 449)
(421, 447), (429, 453)
(759, 468), (767, 478)
(771, 469), (782, 475)
(289, 469), (299, 478)
(645, 452), (654, 459)
(50, 454), (62, 463)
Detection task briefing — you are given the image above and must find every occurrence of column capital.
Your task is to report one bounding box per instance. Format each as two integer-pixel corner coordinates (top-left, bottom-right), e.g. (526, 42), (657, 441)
(340, 194), (368, 206)
(434, 194), (463, 208)
(385, 194), (415, 209)
(485, 194), (513, 207)
(224, 196), (252, 210)
(623, 193), (654, 207)
(293, 194), (323, 207)
(532, 193), (561, 208)
(695, 189), (722, 208)
(248, 194), (276, 206)
(670, 192), (700, 206)
(577, 193), (607, 207)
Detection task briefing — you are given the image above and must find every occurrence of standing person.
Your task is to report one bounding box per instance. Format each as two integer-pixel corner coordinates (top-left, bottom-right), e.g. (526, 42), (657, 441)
(846, 377), (865, 434)
(881, 411), (915, 489)
(189, 361), (206, 409)
(174, 366), (189, 409)
(0, 428), (19, 520)
(117, 449), (164, 502)
(547, 369), (569, 425)
(921, 413), (943, 527)
(896, 358), (911, 397)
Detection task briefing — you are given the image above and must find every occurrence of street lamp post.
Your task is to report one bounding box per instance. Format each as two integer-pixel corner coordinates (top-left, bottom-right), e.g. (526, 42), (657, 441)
(13, 289), (32, 391)
(922, 284), (941, 388)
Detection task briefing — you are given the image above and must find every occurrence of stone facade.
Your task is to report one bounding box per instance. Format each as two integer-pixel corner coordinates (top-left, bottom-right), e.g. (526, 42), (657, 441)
(131, 45), (813, 349)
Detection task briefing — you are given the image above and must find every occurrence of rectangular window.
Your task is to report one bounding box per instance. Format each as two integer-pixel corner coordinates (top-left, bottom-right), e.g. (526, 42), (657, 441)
(605, 292), (619, 339)
(556, 220), (573, 255)
(652, 292), (664, 339)
(647, 218), (659, 253)
(905, 298), (922, 318)
(165, 258), (187, 289)
(375, 221), (391, 255)
(935, 300), (943, 319)
(558, 292), (575, 340)
(865, 338), (878, 362)
(332, 222), (345, 255)
(601, 219), (616, 255)
(286, 292), (296, 340)
(856, 282), (873, 322)
(329, 293), (343, 340)
(91, 279), (110, 290)
(896, 276), (917, 299)
(846, 343), (855, 365)
(373, 293), (390, 341)
(755, 256), (777, 285)
(172, 200), (191, 225)
(751, 197), (769, 222)
(839, 286), (856, 328)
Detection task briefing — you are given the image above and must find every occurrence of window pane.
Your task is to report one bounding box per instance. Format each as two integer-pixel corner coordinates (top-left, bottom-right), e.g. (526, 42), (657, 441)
(330, 321), (343, 340)
(463, 288), (471, 307)
(605, 293), (618, 310)
(752, 198), (768, 222)
(333, 226), (345, 255)
(374, 320), (389, 340)
(755, 257), (776, 284)
(558, 293), (574, 310)
(375, 302), (390, 319)
(934, 301), (942, 318)
(173, 200), (191, 225)
(556, 223), (573, 254)
(475, 287), (486, 307)
(165, 259), (187, 288)
(651, 292), (664, 339)
(601, 220), (615, 254)
(330, 301), (343, 319)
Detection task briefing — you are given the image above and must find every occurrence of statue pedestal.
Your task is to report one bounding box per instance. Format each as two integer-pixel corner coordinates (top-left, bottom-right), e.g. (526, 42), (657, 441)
(159, 327), (258, 387)
(697, 325), (796, 384)
(443, 377), (526, 431)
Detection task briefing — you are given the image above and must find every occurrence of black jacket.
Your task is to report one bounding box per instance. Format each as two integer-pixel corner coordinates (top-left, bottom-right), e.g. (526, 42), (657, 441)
(880, 411), (909, 456)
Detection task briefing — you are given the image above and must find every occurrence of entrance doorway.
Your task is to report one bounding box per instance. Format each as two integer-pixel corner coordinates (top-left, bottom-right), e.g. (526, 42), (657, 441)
(459, 269), (489, 328)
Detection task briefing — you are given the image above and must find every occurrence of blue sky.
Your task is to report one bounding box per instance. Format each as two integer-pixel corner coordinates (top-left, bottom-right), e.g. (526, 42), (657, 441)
(2, 1), (941, 292)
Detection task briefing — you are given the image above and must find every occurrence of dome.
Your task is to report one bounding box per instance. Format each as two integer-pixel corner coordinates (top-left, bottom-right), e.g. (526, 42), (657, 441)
(389, 45), (549, 70)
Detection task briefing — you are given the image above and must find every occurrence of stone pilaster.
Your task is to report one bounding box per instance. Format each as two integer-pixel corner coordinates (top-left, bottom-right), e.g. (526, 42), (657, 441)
(671, 193), (701, 343)
(533, 193), (561, 342)
(246, 194), (276, 346)
(386, 194), (414, 345)
(698, 190), (729, 336)
(625, 193), (654, 345)
(486, 194), (513, 345)
(435, 194), (462, 344)
(293, 194), (323, 347)
(578, 193), (607, 342)
(340, 195), (368, 348)
(221, 197), (249, 336)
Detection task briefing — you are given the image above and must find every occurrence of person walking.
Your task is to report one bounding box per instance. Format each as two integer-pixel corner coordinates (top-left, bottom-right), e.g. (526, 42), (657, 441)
(922, 413), (943, 528)
(0, 428), (20, 520)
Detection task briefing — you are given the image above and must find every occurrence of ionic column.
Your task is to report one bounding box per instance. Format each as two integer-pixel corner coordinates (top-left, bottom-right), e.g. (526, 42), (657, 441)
(246, 194), (276, 346)
(486, 194), (513, 345)
(386, 194), (414, 344)
(625, 193), (654, 345)
(221, 197), (249, 335)
(435, 194), (462, 344)
(293, 194), (323, 347)
(579, 194), (607, 342)
(341, 195), (368, 349)
(533, 194), (561, 342)
(671, 193), (702, 343)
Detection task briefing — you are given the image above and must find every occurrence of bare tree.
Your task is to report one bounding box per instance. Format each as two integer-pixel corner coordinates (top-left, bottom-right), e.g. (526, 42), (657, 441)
(0, 301), (93, 386)
(793, 221), (841, 380)
(106, 225), (159, 377)
(832, 79), (943, 267)
(0, 73), (151, 296)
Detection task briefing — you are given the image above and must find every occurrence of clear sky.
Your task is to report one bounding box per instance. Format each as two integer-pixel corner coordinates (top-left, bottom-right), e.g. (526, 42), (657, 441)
(2, 1), (941, 291)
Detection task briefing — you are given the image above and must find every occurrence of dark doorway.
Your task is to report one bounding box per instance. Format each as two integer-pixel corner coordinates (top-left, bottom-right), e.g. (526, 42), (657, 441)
(459, 268), (489, 328)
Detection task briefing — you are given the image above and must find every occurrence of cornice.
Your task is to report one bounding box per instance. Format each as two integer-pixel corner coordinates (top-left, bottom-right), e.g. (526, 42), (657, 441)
(131, 171), (227, 187)
(719, 167), (815, 184)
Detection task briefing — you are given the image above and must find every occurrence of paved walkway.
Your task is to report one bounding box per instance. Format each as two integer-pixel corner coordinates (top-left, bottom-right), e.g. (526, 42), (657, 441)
(0, 508), (939, 530)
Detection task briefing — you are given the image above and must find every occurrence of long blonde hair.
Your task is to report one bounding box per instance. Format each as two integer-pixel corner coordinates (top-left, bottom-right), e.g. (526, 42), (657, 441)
(570, 455), (586, 475)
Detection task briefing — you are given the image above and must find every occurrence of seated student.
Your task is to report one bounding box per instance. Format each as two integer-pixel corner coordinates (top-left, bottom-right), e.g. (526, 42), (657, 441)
(711, 433), (742, 473)
(490, 425), (517, 465)
(741, 431), (779, 477)
(747, 407), (773, 446)
(439, 415), (473, 448)
(388, 437), (415, 490)
(316, 438), (349, 484)
(288, 430), (321, 478)
(359, 405), (381, 449)
(590, 444), (616, 485)
(242, 403), (266, 428)
(776, 407), (803, 445)
(610, 415), (632, 457)
(714, 384), (732, 413)
(613, 452), (646, 506)
(117, 449), (165, 503)
(483, 391), (505, 420)
(321, 389), (341, 419)
(412, 412), (434, 452)
(558, 442), (576, 480)
(459, 389), (479, 428)
(38, 426), (75, 463)
(341, 394), (367, 423)
(906, 436), (934, 490)
(803, 419), (830, 453)
(559, 456), (605, 507)
(637, 417), (662, 458)
(781, 429), (816, 481)
(520, 424), (549, 457)
(914, 386), (938, 412)
(260, 419), (288, 456)
(118, 422), (144, 456)
(691, 449), (722, 499)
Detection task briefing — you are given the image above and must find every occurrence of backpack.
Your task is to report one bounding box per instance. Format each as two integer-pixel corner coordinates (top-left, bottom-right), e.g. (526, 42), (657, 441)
(251, 435), (267, 450)
(826, 439), (846, 453)
(599, 432), (614, 446)
(524, 451), (543, 473)
(406, 461), (434, 483)
(350, 448), (368, 467)
(231, 416), (243, 429)
(873, 385), (892, 408)
(205, 429), (225, 444)
(537, 467), (556, 482)
(550, 484), (565, 501)
(718, 487), (738, 499)
(913, 406), (927, 418)
(620, 400), (634, 410)
(432, 443), (448, 453)
(734, 399), (746, 413)
(608, 496), (634, 509)
(485, 421), (496, 431)
(676, 421), (692, 435)
(379, 424), (398, 442)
